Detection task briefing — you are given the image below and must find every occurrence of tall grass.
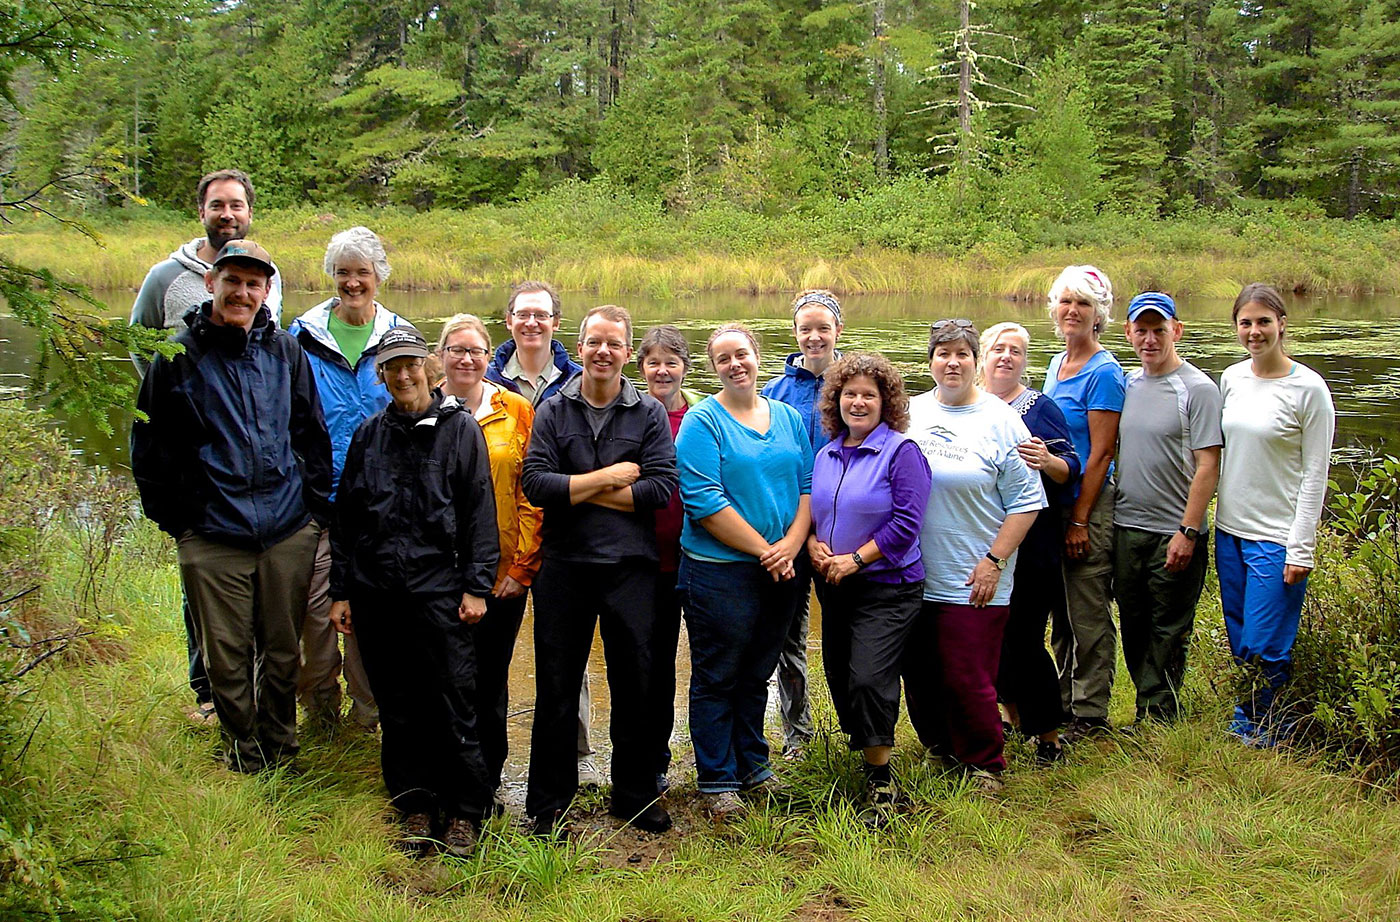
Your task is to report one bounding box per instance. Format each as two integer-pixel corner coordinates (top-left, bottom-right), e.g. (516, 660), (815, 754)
(2, 184), (1397, 297)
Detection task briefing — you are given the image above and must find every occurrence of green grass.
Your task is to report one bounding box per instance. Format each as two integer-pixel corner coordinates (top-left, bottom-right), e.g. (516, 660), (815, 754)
(2, 192), (1398, 298)
(8, 522), (1400, 921)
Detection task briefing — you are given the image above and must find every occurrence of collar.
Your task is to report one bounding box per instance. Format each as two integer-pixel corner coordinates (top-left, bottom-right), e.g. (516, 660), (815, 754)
(559, 373), (642, 407)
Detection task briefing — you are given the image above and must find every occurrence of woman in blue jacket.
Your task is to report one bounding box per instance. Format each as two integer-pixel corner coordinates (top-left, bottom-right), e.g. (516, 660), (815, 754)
(288, 226), (407, 730)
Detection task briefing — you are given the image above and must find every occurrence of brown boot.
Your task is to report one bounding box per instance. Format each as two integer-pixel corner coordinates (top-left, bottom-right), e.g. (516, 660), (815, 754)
(441, 816), (479, 858)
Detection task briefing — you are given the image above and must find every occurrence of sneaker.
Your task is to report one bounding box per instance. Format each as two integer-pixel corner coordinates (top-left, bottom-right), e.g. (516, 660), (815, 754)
(655, 772), (671, 796)
(610, 798), (672, 833)
(969, 769), (1004, 793)
(529, 809), (565, 840)
(781, 745), (806, 762)
(1034, 739), (1065, 765)
(441, 817), (479, 858)
(398, 812), (435, 857)
(860, 779), (898, 830)
(701, 791), (746, 818)
(1061, 715), (1111, 744)
(186, 701), (218, 726)
(576, 756), (606, 788)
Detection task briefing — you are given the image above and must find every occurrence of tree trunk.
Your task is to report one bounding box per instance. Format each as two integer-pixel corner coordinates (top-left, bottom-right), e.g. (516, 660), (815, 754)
(958, 0), (971, 144)
(873, 0), (887, 178)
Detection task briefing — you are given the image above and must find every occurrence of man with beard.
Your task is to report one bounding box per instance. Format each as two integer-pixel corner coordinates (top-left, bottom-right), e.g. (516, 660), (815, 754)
(131, 170), (284, 371)
(129, 169), (284, 724)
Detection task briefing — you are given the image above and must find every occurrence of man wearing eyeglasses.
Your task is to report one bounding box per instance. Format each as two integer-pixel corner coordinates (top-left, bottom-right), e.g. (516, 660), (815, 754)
(484, 280), (605, 788)
(521, 305), (678, 837)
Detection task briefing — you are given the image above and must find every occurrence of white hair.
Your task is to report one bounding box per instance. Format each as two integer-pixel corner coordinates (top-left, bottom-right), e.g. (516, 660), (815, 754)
(323, 226), (392, 282)
(1047, 265), (1113, 339)
(976, 322), (1030, 387)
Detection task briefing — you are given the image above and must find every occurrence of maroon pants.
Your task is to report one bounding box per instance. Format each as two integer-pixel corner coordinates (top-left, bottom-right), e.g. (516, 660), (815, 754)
(902, 601), (1010, 773)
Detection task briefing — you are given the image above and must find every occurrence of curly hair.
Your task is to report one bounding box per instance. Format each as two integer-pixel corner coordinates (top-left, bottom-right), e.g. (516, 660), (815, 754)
(817, 352), (911, 438)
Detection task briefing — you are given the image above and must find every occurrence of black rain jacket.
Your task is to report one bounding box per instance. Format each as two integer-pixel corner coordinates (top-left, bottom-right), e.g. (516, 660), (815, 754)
(330, 392), (499, 600)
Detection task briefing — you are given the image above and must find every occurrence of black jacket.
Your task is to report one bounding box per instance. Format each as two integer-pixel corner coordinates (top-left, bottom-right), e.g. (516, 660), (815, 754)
(131, 302), (332, 551)
(331, 393), (500, 599)
(521, 375), (677, 562)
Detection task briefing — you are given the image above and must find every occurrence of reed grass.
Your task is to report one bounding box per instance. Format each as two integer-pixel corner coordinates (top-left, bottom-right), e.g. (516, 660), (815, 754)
(2, 203), (1397, 299)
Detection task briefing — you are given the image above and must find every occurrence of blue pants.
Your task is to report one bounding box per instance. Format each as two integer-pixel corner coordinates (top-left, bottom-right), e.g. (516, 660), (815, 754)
(1215, 530), (1309, 732)
(680, 556), (803, 793)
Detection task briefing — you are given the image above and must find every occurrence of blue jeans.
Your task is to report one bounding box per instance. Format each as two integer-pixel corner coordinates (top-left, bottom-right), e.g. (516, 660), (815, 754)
(680, 555), (803, 793)
(1216, 530), (1309, 738)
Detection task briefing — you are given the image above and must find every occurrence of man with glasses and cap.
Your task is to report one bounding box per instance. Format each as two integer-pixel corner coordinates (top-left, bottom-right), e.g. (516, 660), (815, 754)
(1113, 292), (1223, 725)
(131, 240), (332, 773)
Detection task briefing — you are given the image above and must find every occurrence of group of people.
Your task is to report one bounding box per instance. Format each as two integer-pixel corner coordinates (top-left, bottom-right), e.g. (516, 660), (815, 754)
(128, 169), (1336, 858)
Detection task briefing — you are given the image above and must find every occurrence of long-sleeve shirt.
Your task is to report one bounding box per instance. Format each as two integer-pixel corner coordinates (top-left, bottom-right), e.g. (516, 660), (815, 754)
(1216, 359), (1335, 569)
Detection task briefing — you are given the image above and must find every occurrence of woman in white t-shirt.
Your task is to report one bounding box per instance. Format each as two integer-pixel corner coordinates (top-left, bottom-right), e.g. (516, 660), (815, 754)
(1215, 283), (1335, 746)
(902, 319), (1046, 789)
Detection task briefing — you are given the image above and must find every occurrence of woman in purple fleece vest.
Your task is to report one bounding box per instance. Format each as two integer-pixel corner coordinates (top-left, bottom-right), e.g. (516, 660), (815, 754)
(807, 352), (932, 828)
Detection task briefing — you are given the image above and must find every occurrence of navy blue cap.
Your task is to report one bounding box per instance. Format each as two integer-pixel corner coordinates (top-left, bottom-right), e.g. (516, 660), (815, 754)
(1126, 291), (1177, 323)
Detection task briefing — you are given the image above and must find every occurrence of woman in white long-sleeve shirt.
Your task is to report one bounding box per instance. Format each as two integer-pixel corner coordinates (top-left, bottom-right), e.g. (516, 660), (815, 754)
(1215, 282), (1335, 746)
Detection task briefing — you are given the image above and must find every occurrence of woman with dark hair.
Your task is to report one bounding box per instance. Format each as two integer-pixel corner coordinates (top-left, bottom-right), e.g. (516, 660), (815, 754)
(1041, 265), (1126, 742)
(677, 323), (812, 817)
(977, 322), (1081, 764)
(807, 352), (931, 825)
(1216, 283), (1334, 746)
(330, 326), (499, 858)
(904, 319), (1046, 790)
(637, 324), (703, 793)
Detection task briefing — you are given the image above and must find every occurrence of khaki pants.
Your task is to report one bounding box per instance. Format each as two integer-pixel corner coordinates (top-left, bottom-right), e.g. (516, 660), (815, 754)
(1051, 486), (1117, 720)
(298, 529), (377, 726)
(179, 522), (320, 771)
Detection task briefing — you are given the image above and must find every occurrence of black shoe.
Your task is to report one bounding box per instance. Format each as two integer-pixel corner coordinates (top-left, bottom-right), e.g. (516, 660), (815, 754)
(1034, 739), (1065, 765)
(441, 816), (479, 858)
(529, 809), (564, 840)
(1062, 715), (1111, 744)
(610, 798), (673, 833)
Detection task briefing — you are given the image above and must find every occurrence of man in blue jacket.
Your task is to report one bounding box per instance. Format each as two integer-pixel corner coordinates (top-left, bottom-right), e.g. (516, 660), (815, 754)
(132, 241), (332, 773)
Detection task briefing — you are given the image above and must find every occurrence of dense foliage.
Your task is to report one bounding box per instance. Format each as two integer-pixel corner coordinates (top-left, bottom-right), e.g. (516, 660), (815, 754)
(8, 0), (1400, 220)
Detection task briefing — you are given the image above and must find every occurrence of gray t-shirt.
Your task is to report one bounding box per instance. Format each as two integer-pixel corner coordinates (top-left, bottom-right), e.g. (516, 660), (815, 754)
(1114, 361), (1223, 534)
(582, 390), (622, 439)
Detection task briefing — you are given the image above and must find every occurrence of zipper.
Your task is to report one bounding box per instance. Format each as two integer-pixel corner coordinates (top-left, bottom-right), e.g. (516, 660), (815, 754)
(828, 450), (850, 548)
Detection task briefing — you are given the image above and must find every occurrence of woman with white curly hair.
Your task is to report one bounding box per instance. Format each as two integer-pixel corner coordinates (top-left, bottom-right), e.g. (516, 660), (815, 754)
(1041, 265), (1126, 743)
(287, 226), (409, 731)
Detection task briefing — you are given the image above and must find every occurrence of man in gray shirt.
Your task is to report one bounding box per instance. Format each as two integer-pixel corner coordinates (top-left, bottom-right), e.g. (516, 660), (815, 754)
(1113, 292), (1223, 724)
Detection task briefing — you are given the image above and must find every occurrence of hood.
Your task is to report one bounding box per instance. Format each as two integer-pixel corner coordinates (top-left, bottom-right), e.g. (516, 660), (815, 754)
(171, 238), (212, 275)
(780, 351), (839, 381)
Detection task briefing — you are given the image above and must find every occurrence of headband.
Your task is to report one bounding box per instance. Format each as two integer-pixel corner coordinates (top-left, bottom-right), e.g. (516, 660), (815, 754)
(793, 292), (843, 325)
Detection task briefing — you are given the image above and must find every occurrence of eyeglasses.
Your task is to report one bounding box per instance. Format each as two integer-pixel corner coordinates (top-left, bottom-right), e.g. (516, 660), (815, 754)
(932, 318), (975, 331)
(442, 345), (488, 359)
(382, 358), (425, 373)
(582, 339), (629, 351)
(511, 310), (555, 323)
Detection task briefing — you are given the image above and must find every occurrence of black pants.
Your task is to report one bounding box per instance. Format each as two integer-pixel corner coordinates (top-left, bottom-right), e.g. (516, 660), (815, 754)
(648, 569), (683, 776)
(182, 594), (212, 704)
(816, 577), (922, 750)
(470, 590), (529, 792)
(997, 552), (1067, 737)
(353, 587), (492, 821)
(526, 558), (656, 818)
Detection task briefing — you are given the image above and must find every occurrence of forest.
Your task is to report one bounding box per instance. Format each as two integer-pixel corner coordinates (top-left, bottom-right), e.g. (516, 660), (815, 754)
(7, 0), (1400, 223)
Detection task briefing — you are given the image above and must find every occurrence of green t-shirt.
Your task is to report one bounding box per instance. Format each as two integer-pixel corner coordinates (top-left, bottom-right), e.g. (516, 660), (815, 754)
(328, 311), (375, 369)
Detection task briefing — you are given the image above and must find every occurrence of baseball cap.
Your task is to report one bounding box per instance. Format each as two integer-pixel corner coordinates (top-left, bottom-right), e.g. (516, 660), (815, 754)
(212, 239), (276, 277)
(1126, 291), (1177, 323)
(375, 326), (429, 366)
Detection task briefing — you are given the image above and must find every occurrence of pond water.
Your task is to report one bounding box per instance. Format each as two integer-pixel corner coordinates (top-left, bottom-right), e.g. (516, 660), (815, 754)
(1, 288), (1395, 787)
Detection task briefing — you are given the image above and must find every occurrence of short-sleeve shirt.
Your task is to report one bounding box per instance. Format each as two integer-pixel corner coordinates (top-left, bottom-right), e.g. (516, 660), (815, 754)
(908, 390), (1047, 606)
(1114, 361), (1223, 535)
(1043, 349), (1127, 497)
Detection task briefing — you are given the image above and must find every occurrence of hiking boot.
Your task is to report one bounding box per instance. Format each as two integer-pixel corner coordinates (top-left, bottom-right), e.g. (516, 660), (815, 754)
(398, 812), (435, 857)
(441, 817), (479, 858)
(860, 778), (898, 830)
(1061, 715), (1111, 744)
(610, 798), (672, 833)
(576, 756), (606, 788)
(701, 791), (746, 818)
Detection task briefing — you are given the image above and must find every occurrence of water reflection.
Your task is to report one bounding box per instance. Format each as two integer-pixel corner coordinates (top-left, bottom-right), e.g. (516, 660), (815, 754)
(2, 288), (1395, 781)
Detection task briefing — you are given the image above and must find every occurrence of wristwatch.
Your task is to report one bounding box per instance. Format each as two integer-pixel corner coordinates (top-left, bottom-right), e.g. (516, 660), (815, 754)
(985, 551), (1008, 571)
(851, 550), (867, 569)
(1178, 525), (1201, 540)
